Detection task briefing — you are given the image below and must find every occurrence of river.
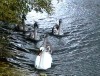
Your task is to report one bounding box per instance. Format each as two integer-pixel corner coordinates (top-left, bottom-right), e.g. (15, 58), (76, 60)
(6, 0), (100, 76)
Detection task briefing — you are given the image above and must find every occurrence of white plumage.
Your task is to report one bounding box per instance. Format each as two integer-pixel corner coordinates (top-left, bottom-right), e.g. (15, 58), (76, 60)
(35, 47), (52, 70)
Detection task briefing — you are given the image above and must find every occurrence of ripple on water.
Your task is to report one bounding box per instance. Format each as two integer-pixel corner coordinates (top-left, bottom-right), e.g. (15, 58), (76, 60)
(7, 0), (100, 75)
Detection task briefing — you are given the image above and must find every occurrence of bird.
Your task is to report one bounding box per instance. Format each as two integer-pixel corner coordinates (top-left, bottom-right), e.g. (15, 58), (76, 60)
(35, 34), (52, 70)
(24, 28), (32, 37)
(52, 19), (64, 36)
(29, 21), (40, 41)
(24, 22), (40, 41)
(15, 14), (28, 32)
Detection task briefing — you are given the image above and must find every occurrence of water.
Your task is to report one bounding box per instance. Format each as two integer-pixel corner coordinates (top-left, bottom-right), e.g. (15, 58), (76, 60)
(7, 0), (100, 76)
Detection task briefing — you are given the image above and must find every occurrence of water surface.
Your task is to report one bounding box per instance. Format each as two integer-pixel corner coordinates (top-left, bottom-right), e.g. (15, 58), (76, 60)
(7, 0), (100, 76)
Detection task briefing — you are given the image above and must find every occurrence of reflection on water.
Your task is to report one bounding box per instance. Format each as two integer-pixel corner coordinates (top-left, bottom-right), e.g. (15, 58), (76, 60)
(4, 0), (100, 76)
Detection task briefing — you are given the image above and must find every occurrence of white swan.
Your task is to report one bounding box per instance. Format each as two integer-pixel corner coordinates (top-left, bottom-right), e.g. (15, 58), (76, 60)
(35, 47), (52, 70)
(52, 19), (64, 35)
(35, 35), (52, 70)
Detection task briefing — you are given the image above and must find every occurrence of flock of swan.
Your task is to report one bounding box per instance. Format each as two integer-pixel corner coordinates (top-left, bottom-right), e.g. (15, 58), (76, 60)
(15, 16), (64, 70)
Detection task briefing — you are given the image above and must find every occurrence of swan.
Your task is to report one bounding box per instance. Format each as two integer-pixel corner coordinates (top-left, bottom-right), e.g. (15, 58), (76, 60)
(24, 28), (32, 37)
(15, 14), (28, 32)
(35, 47), (52, 70)
(24, 22), (40, 41)
(29, 22), (40, 41)
(35, 34), (52, 70)
(52, 19), (64, 35)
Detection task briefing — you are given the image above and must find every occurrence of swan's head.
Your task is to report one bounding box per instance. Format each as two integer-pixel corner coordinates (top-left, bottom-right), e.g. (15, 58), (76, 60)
(22, 14), (27, 21)
(34, 21), (39, 28)
(59, 19), (62, 24)
(40, 47), (45, 52)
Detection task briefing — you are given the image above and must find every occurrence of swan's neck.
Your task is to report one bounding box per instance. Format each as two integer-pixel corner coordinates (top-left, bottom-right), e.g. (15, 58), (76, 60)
(34, 27), (38, 40)
(58, 22), (61, 34)
(59, 22), (61, 27)
(58, 19), (64, 35)
(43, 37), (48, 48)
(22, 19), (26, 30)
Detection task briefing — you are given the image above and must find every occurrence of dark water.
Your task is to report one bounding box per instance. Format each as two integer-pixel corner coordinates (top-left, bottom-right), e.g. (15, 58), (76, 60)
(7, 0), (100, 76)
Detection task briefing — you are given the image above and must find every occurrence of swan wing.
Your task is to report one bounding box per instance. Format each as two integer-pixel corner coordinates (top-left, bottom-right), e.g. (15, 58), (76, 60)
(35, 55), (40, 69)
